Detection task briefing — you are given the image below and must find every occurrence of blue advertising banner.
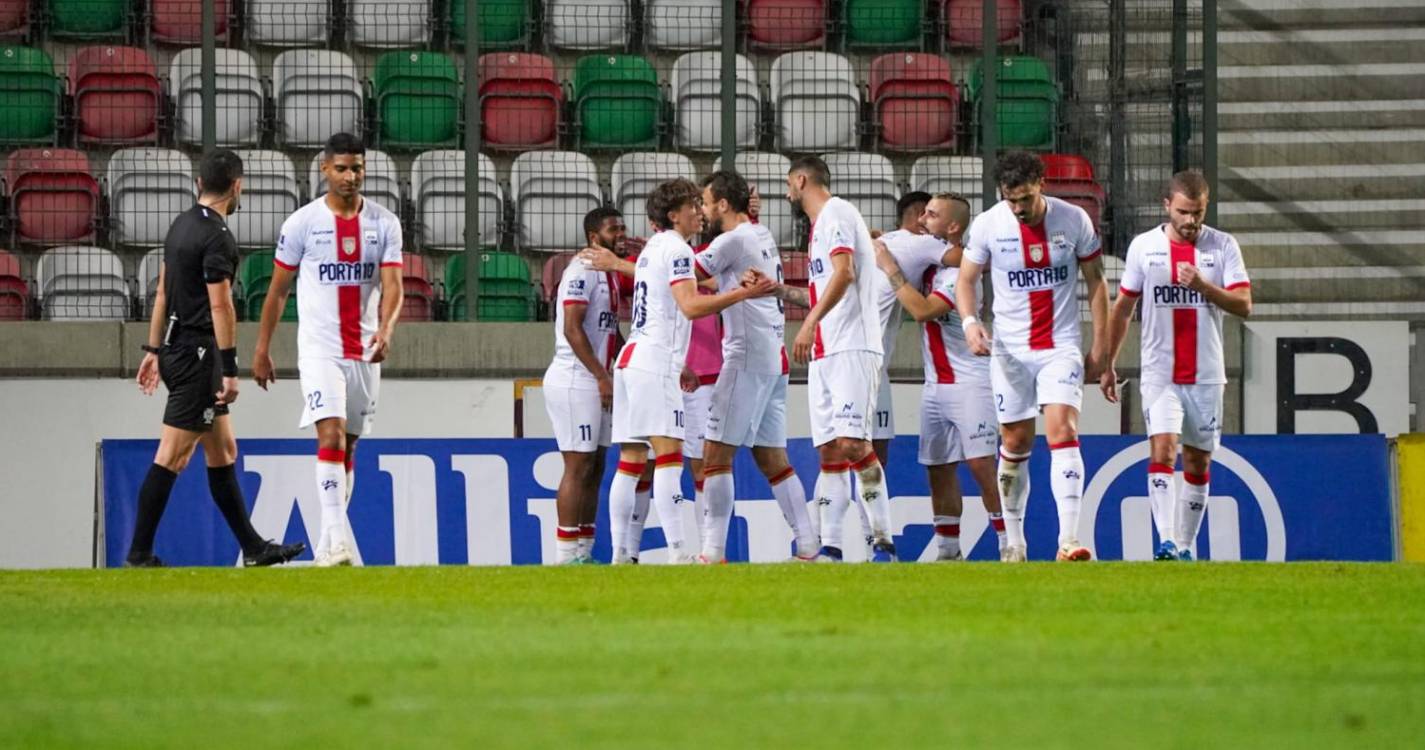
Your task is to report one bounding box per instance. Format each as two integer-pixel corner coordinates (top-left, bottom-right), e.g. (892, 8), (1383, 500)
(100, 435), (1394, 566)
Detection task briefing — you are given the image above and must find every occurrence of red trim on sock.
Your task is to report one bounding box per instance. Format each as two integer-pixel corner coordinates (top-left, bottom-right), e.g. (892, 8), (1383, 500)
(999, 450), (1030, 463)
(703, 464), (733, 477)
(344, 454), (354, 472)
(556, 527), (581, 540)
(1148, 462), (1174, 474)
(820, 462), (848, 473)
(578, 524), (596, 538)
(934, 524), (961, 537)
(617, 460), (644, 476)
(317, 448), (346, 464)
(850, 453), (879, 472)
(1048, 440), (1081, 451)
(768, 466), (796, 485)
(654, 452), (682, 468)
(990, 516), (1006, 532)
(635, 480), (652, 492)
(694, 480), (705, 492)
(1184, 471), (1210, 486)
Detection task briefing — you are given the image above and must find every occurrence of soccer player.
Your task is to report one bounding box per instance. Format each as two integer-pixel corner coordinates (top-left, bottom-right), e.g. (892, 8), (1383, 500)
(873, 193), (1007, 561)
(774, 156), (896, 563)
(128, 149), (304, 568)
(608, 178), (777, 564)
(1101, 169), (1252, 561)
(544, 207), (630, 564)
(680, 287), (723, 552)
(956, 151), (1109, 563)
(251, 133), (404, 567)
(692, 170), (820, 563)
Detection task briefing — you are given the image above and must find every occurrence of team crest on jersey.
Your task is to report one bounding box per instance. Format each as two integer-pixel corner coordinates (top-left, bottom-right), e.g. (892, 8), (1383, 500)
(1200, 254), (1216, 267)
(1029, 243), (1045, 263)
(364, 230), (379, 246)
(1050, 231), (1067, 245)
(342, 237), (357, 257)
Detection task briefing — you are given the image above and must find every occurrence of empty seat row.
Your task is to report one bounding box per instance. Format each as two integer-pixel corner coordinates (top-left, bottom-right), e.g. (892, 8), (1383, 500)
(0, 0), (235, 45)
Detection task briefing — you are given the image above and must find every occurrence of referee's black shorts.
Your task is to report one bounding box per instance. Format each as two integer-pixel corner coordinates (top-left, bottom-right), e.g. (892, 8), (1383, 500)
(159, 335), (229, 432)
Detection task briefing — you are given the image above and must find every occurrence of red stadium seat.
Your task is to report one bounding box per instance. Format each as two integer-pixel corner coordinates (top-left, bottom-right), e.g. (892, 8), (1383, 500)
(4, 149), (100, 245)
(1043, 153), (1096, 182)
(943, 0), (1021, 48)
(1041, 153), (1104, 231)
(780, 250), (809, 321)
(0, 249), (28, 320)
(870, 53), (960, 152)
(69, 47), (162, 144)
(541, 251), (577, 302)
(0, 0), (30, 38)
(401, 254), (434, 322)
(744, 0), (826, 50)
(479, 53), (563, 150)
(151, 0), (230, 44)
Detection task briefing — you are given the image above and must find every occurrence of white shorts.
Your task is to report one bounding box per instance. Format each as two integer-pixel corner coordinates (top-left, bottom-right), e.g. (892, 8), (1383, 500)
(807, 350), (882, 447)
(612, 366), (685, 444)
(298, 357), (380, 435)
(682, 384), (712, 459)
(918, 381), (1000, 466)
(545, 382), (612, 452)
(990, 345), (1083, 423)
(873, 374), (895, 441)
(1142, 381), (1224, 452)
(704, 370), (789, 449)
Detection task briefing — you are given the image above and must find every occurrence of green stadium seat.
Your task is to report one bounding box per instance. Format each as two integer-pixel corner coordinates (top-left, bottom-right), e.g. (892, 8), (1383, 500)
(239, 251), (297, 322)
(451, 0), (529, 49)
(475, 291), (534, 321)
(844, 0), (922, 48)
(372, 51), (461, 150)
(968, 56), (1058, 149)
(572, 54), (661, 148)
(0, 45), (60, 144)
(445, 251), (535, 321)
(49, 0), (127, 38)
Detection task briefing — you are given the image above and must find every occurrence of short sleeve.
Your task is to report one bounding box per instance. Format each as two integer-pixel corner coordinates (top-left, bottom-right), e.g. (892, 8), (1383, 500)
(274, 213), (304, 270)
(1222, 235), (1251, 290)
(695, 235), (728, 278)
(669, 247), (695, 286)
(963, 214), (991, 265)
(201, 229), (238, 283)
(380, 214), (403, 267)
(931, 270), (957, 306)
(1117, 242), (1144, 298)
(561, 266), (592, 306)
(1075, 207), (1103, 261)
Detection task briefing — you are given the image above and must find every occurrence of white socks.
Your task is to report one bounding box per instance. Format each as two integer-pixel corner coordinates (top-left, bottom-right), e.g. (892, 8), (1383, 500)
(1049, 441), (1085, 547)
(851, 453), (893, 545)
(818, 462), (852, 551)
(652, 454), (688, 557)
(700, 467), (735, 561)
(608, 462), (641, 563)
(769, 466), (818, 556)
(997, 448), (1031, 549)
(933, 514), (960, 557)
(556, 526), (580, 564)
(315, 448), (348, 556)
(1148, 463), (1176, 544)
(1177, 470), (1210, 551)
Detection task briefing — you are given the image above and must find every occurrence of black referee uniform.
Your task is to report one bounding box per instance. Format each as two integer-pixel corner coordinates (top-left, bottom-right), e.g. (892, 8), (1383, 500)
(158, 204), (239, 430)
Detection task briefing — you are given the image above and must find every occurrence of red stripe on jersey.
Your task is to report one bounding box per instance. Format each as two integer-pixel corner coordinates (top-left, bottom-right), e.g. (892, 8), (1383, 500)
(379, 262), (402, 268)
(274, 257), (298, 271)
(1225, 281), (1251, 291)
(616, 342), (635, 369)
(1170, 240), (1199, 385)
(829, 246), (853, 257)
(334, 215), (365, 360)
(693, 259), (710, 278)
(670, 278), (692, 288)
(1019, 221), (1055, 350)
(1119, 286), (1142, 298)
(808, 283), (825, 360)
(780, 346), (789, 375)
(1079, 247), (1103, 262)
(562, 299), (588, 307)
(925, 321), (956, 384)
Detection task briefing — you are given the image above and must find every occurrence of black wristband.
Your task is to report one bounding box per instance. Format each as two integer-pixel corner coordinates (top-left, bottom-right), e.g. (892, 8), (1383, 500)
(141, 344), (160, 354)
(219, 348), (238, 377)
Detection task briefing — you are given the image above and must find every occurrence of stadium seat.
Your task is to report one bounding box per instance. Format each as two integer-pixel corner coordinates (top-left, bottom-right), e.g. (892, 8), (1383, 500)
(272, 50), (363, 148)
(245, 0), (328, 46)
(0, 45), (60, 144)
(238, 250), (298, 321)
(151, 0), (229, 44)
(572, 54), (661, 149)
(400, 253), (434, 321)
(780, 250), (809, 320)
(1042, 153), (1105, 231)
(170, 48), (263, 147)
(545, 0), (629, 50)
(611, 152), (695, 225)
(0, 248), (29, 319)
(670, 51), (759, 152)
(309, 148), (402, 215)
(138, 246), (161, 318)
(48, 0), (126, 39)
(0, 0), (30, 39)
(451, 0), (530, 49)
(943, 0), (1022, 48)
(844, 0), (922, 49)
(69, 46), (162, 144)
(37, 245), (128, 320)
(743, 0), (825, 49)
(106, 147), (195, 247)
(910, 155), (984, 213)
(771, 52), (860, 152)
(478, 53), (562, 151)
(227, 150), (300, 250)
(4, 148), (100, 246)
(713, 152), (796, 248)
(510, 151), (602, 251)
(411, 150), (502, 251)
(870, 53), (959, 152)
(645, 0), (721, 51)
(968, 55), (1058, 149)
(349, 0), (431, 48)
(444, 251), (533, 321)
(373, 51), (461, 150)
(540, 251), (578, 302)
(821, 153), (898, 234)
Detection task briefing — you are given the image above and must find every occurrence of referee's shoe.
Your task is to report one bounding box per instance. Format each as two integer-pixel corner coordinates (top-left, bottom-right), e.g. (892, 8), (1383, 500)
(244, 540), (307, 567)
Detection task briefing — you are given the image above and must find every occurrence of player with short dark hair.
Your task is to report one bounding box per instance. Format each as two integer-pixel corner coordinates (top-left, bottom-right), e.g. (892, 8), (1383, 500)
(128, 149), (304, 568)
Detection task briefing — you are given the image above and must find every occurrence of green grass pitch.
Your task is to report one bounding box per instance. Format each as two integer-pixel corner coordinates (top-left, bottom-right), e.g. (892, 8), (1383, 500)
(3, 563), (1423, 748)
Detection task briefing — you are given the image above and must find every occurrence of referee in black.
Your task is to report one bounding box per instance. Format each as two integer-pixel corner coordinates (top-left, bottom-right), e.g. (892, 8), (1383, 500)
(126, 149), (304, 567)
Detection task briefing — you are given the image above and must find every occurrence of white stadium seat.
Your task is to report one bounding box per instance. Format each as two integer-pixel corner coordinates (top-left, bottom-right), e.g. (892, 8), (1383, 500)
(545, 0), (630, 50)
(645, 0), (721, 50)
(411, 150), (503, 251)
(511, 151), (603, 250)
(911, 156), (985, 214)
(245, 0), (329, 46)
(38, 246), (129, 320)
(348, 0), (431, 47)
(138, 247), (162, 318)
(822, 152), (899, 234)
(170, 48), (263, 147)
(671, 52), (759, 152)
(309, 149), (403, 216)
(713, 151), (796, 248)
(228, 150), (301, 250)
(611, 152), (696, 229)
(771, 52), (860, 152)
(273, 50), (364, 149)
(107, 148), (195, 247)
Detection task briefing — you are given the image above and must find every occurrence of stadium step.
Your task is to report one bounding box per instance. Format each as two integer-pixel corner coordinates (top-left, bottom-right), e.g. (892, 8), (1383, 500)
(1074, 27), (1425, 68)
(1220, 0), (1425, 30)
(1217, 164), (1425, 202)
(1211, 199), (1421, 231)
(1220, 100), (1425, 131)
(1249, 268), (1425, 304)
(1235, 231), (1425, 268)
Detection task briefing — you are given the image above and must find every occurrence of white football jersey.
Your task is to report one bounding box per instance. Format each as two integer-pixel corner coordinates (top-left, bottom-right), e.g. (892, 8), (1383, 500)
(1119, 224), (1250, 386)
(807, 197), (883, 359)
(695, 221), (787, 375)
(921, 265), (989, 385)
(616, 230), (695, 375)
(963, 196), (1100, 354)
(873, 229), (949, 371)
(544, 260), (621, 389)
(275, 196), (403, 361)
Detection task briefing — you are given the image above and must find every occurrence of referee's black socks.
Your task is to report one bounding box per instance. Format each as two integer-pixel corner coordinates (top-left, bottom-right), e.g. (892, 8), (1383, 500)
(207, 464), (266, 555)
(127, 464), (177, 563)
